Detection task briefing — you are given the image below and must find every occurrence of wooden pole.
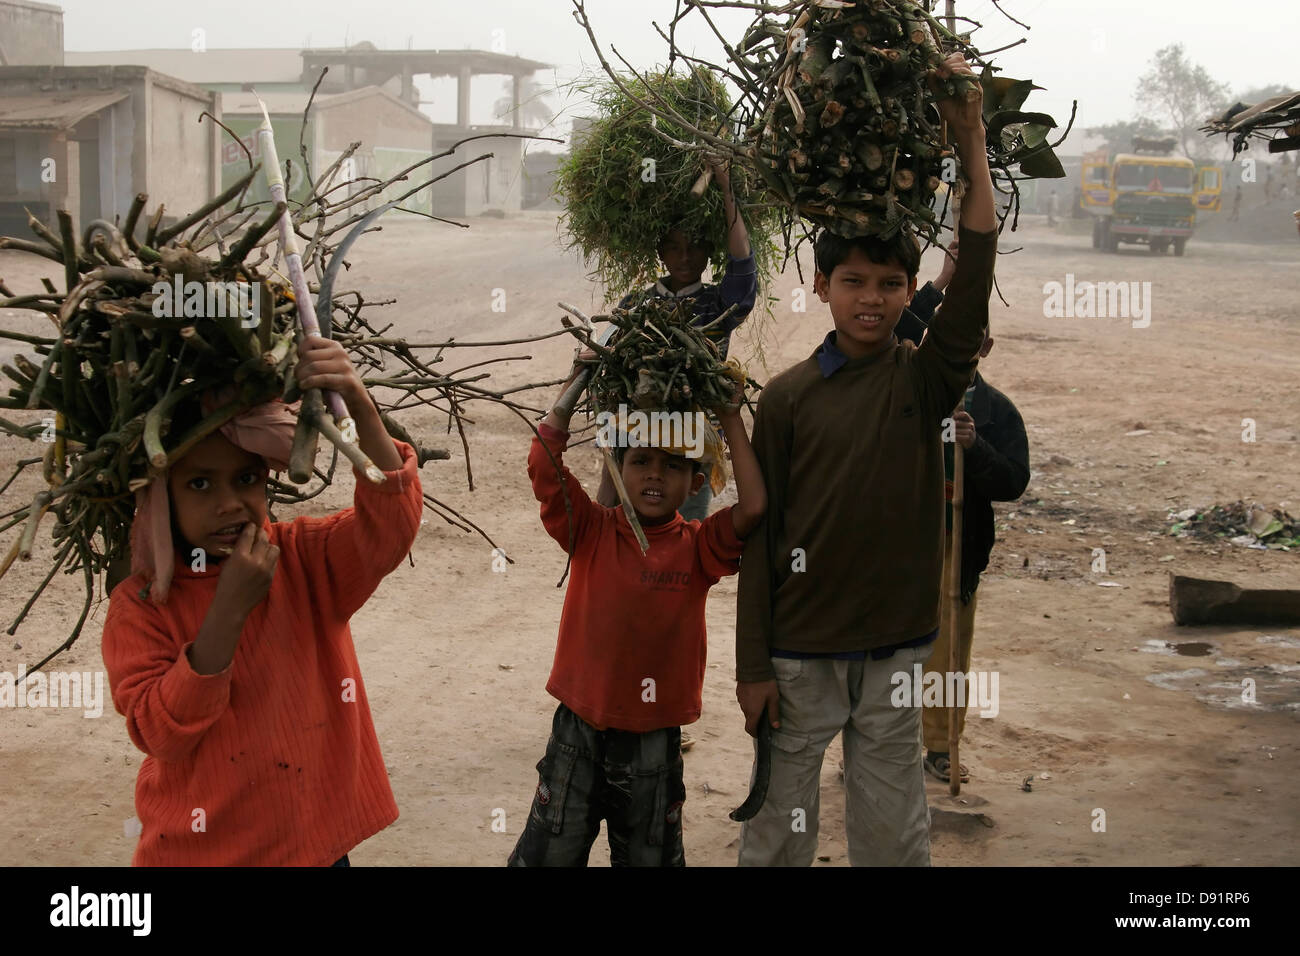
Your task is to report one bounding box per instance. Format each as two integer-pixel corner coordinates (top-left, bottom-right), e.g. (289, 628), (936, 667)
(941, 0), (965, 798)
(946, 403), (965, 797)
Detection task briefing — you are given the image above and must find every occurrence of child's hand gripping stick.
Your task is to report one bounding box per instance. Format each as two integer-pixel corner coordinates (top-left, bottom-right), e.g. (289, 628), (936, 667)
(254, 94), (380, 483)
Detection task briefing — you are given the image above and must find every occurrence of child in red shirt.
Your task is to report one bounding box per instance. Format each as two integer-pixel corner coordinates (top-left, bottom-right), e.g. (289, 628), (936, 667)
(508, 351), (766, 866)
(102, 338), (422, 866)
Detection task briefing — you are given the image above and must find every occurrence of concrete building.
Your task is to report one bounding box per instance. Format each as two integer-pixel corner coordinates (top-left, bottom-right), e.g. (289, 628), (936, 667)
(0, 0), (63, 67)
(0, 3), (222, 236)
(66, 47), (304, 94)
(219, 86), (434, 216)
(0, 65), (221, 237)
(68, 44), (553, 218)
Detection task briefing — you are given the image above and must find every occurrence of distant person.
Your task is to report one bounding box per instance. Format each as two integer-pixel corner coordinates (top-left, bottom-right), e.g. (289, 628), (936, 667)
(1047, 189), (1060, 227)
(1230, 185), (1242, 221)
(896, 284), (1030, 785)
(598, 157), (757, 524)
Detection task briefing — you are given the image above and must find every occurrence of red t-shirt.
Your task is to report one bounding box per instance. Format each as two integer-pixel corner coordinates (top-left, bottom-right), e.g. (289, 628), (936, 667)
(102, 441), (422, 866)
(528, 423), (745, 732)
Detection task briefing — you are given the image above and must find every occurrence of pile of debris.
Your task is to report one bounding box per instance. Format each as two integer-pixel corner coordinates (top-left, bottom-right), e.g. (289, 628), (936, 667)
(1167, 501), (1300, 550)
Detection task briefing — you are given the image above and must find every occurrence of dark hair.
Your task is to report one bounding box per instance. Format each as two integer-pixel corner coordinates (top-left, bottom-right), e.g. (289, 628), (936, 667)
(614, 443), (705, 474)
(657, 223), (709, 254)
(814, 227), (921, 280)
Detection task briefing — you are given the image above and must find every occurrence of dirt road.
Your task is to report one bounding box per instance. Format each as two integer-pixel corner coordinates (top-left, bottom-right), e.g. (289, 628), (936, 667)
(1, 211), (1296, 866)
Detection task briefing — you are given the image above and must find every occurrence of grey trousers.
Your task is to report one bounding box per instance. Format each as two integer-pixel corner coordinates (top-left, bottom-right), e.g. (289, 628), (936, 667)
(737, 644), (933, 867)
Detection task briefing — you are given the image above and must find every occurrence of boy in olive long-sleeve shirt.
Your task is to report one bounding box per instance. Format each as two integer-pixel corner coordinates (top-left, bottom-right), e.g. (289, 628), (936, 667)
(734, 54), (997, 867)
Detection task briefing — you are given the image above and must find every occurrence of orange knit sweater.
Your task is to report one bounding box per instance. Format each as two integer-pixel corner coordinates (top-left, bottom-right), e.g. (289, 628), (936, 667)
(102, 441), (422, 866)
(529, 423), (745, 732)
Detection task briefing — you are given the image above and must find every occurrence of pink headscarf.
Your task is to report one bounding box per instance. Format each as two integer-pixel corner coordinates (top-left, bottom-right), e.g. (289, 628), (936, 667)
(130, 390), (298, 602)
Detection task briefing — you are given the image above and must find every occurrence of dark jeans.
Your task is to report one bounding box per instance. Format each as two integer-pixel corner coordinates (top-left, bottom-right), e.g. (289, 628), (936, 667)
(508, 704), (686, 867)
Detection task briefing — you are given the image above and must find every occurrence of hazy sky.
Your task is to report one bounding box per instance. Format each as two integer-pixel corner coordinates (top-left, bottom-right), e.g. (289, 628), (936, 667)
(56, 0), (1294, 143)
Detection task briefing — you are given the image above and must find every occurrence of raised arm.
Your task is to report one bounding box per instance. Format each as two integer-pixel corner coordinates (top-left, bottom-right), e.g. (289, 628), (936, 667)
(291, 338), (422, 621)
(913, 54), (997, 415)
(712, 157), (751, 260)
(530, 354), (601, 551)
(715, 389), (766, 538)
(711, 159), (758, 329)
(932, 54), (995, 234)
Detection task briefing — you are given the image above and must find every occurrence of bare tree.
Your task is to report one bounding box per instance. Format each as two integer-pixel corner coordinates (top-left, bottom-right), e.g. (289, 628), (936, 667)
(1136, 44), (1229, 161)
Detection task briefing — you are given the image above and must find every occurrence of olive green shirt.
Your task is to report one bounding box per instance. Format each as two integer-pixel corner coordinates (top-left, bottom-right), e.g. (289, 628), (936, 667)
(735, 224), (997, 682)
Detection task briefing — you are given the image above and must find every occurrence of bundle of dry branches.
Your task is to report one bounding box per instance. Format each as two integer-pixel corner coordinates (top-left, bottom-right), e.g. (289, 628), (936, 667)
(0, 77), (565, 668)
(571, 0), (1074, 257)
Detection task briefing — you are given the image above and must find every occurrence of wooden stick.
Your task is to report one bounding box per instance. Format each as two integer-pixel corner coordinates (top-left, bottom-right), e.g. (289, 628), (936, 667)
(253, 93), (360, 447)
(946, 403), (965, 797)
(600, 445), (649, 554)
(288, 389), (323, 485)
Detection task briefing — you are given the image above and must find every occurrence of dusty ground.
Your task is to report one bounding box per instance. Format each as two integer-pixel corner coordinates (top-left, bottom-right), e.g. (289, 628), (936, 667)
(1, 207), (1297, 866)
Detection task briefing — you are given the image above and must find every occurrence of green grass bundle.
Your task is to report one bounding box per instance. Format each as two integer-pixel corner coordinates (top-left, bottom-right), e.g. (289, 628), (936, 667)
(555, 67), (780, 307)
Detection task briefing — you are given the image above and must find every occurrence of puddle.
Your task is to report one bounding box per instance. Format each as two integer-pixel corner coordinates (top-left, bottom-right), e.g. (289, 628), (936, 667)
(1141, 633), (1300, 714)
(1139, 639), (1216, 657)
(1257, 634), (1300, 649)
(1145, 664), (1300, 714)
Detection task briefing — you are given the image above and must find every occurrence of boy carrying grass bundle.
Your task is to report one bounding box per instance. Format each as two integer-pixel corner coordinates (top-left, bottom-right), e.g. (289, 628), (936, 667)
(102, 338), (421, 866)
(596, 157), (758, 522)
(734, 53), (996, 867)
(509, 349), (765, 866)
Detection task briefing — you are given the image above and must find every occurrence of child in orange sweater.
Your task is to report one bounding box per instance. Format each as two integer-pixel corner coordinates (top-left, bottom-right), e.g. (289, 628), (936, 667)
(102, 338), (422, 866)
(508, 351), (765, 866)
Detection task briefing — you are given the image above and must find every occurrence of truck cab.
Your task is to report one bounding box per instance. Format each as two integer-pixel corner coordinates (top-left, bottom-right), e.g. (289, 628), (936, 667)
(1080, 139), (1223, 255)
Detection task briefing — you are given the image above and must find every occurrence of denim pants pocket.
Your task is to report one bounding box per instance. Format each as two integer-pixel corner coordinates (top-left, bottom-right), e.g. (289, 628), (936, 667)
(643, 756), (686, 847)
(532, 737), (581, 836)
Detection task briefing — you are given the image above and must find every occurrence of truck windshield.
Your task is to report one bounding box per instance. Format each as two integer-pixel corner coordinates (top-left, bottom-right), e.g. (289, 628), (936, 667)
(1115, 164), (1194, 191)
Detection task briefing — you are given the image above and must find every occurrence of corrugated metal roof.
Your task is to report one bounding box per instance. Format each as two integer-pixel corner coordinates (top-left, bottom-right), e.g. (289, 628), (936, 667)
(0, 89), (128, 130)
(65, 48), (304, 84)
